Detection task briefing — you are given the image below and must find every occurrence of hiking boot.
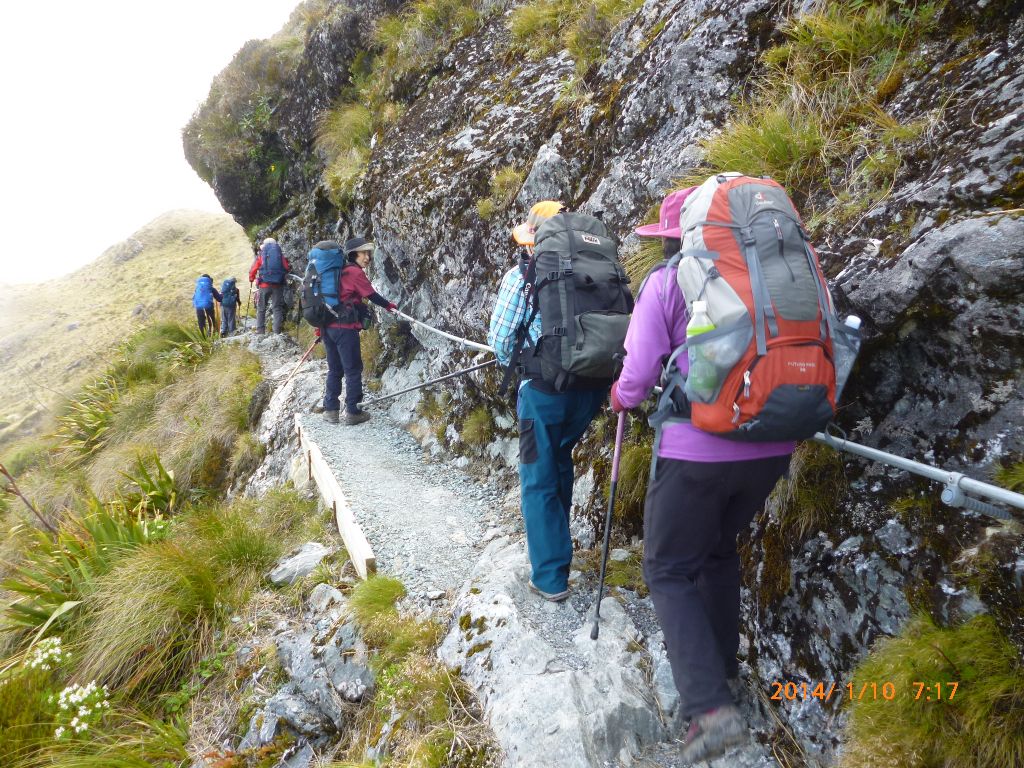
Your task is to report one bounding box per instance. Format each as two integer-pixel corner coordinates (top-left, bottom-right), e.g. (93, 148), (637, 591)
(528, 580), (570, 602)
(344, 410), (371, 426)
(679, 705), (747, 763)
(323, 410), (339, 424)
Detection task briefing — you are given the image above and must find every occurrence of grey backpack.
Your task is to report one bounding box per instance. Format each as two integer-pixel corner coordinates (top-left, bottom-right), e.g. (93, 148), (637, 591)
(510, 212), (633, 391)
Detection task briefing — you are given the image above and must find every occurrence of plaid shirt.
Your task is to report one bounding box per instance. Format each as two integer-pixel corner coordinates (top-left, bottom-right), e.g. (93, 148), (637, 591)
(488, 264), (542, 367)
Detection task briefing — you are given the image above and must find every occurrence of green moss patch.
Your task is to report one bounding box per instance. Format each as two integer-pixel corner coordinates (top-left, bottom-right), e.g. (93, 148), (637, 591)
(842, 614), (1024, 768)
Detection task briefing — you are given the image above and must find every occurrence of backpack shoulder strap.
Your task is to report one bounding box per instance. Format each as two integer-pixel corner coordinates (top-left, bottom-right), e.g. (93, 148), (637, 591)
(498, 257), (540, 396)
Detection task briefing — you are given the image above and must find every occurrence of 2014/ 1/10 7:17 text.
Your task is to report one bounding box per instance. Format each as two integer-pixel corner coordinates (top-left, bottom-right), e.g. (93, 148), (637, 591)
(768, 681), (959, 702)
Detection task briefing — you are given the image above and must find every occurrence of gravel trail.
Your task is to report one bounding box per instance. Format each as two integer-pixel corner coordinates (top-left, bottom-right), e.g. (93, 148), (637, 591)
(297, 409), (503, 600)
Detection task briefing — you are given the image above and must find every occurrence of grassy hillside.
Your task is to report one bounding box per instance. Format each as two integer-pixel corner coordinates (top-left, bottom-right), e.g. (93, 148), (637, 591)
(0, 210), (253, 447)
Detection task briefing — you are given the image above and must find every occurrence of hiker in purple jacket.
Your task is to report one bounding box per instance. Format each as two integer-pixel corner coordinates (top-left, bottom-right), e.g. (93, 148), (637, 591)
(611, 188), (794, 762)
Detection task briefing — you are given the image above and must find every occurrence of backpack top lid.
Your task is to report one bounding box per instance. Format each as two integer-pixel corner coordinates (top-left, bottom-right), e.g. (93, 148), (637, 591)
(533, 211), (615, 254)
(309, 241), (344, 273)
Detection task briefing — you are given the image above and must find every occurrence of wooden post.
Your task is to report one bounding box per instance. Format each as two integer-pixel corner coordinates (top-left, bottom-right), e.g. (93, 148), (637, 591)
(295, 415), (376, 578)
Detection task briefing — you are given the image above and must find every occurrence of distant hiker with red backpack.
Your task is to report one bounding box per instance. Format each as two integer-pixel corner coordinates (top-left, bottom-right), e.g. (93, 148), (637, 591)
(249, 237), (291, 334)
(304, 237), (397, 425)
(612, 175), (858, 761)
(193, 274), (222, 337)
(219, 277), (242, 335)
(488, 201), (633, 602)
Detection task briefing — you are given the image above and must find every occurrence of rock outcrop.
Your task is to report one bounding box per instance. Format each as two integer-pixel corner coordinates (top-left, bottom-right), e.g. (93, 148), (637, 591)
(187, 0), (1024, 761)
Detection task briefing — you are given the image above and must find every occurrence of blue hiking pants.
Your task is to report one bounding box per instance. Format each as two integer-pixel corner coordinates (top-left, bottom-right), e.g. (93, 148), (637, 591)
(517, 382), (607, 594)
(323, 326), (363, 414)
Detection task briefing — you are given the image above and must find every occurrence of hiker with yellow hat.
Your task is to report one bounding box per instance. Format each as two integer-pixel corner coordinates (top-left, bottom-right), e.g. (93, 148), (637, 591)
(487, 201), (610, 603)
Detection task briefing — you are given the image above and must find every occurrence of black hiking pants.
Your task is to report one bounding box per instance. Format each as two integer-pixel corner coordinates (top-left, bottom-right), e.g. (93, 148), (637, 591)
(643, 454), (790, 719)
(323, 326), (363, 414)
(196, 307), (216, 336)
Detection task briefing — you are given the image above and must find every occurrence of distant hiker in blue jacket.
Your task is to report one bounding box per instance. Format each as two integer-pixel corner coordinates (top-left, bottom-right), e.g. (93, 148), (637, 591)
(193, 274), (222, 336)
(249, 237), (291, 334)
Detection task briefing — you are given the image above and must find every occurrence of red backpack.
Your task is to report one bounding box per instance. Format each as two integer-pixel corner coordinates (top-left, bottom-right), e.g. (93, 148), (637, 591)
(650, 174), (859, 442)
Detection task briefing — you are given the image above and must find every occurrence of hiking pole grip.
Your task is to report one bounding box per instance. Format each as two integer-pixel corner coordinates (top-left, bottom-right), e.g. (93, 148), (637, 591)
(591, 411), (627, 640)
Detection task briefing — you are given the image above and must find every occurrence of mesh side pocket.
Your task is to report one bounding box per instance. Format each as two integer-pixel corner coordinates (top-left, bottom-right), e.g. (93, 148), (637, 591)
(684, 320), (753, 404)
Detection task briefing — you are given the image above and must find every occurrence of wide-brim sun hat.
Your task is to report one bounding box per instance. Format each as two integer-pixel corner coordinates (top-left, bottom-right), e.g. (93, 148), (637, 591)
(634, 187), (698, 239)
(343, 236), (375, 254)
(512, 200), (564, 246)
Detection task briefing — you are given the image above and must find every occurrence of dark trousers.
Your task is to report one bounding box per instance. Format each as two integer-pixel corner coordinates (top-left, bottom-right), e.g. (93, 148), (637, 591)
(517, 382), (607, 593)
(257, 284), (285, 333)
(323, 326), (363, 414)
(196, 307), (216, 336)
(643, 454), (790, 718)
(221, 305), (237, 334)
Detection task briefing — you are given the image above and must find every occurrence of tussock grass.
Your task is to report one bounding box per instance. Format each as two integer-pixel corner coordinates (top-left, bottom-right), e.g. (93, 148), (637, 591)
(1, 439), (54, 479)
(610, 440), (653, 526)
(0, 666), (54, 765)
(349, 576), (406, 632)
(84, 344), (261, 500)
(842, 614), (1024, 768)
(510, 0), (642, 73)
(769, 441), (845, 540)
(688, 0), (942, 221)
(476, 166), (525, 220)
(227, 432), (266, 486)
(318, 103), (374, 206)
(623, 224), (668, 287)
(74, 539), (223, 697)
(372, 0), (480, 95)
(994, 460), (1024, 492)
(460, 407), (494, 447)
(181, 504), (281, 579)
(23, 710), (190, 768)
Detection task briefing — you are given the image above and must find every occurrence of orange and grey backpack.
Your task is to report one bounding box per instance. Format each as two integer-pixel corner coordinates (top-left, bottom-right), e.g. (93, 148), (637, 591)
(649, 174), (860, 450)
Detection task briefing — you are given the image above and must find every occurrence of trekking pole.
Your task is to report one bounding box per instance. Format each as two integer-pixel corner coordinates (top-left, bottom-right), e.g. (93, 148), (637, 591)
(245, 282), (254, 328)
(591, 411), (627, 640)
(392, 309), (494, 354)
(281, 338), (320, 389)
(358, 359), (497, 409)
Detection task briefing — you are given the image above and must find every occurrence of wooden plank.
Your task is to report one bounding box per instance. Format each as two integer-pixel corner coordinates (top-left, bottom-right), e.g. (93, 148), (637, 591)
(295, 415), (376, 579)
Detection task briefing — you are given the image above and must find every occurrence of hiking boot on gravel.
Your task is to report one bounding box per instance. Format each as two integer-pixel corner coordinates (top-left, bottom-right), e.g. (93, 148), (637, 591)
(344, 410), (371, 426)
(680, 704), (747, 763)
(323, 410), (339, 424)
(528, 580), (570, 602)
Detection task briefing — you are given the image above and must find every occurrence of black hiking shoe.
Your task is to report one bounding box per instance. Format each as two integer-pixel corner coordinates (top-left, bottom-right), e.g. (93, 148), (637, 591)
(528, 580), (570, 602)
(323, 410), (339, 424)
(344, 410), (371, 426)
(679, 705), (747, 763)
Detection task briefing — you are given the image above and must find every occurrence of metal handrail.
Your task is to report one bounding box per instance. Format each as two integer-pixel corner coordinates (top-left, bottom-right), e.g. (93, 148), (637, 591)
(813, 430), (1023, 521)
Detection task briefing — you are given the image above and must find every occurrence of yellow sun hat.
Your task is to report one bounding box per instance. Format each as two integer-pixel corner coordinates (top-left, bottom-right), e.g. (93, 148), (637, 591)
(512, 200), (564, 246)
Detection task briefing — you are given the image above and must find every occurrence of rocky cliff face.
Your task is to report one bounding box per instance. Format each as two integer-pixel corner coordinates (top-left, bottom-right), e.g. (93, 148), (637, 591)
(186, 0), (1024, 761)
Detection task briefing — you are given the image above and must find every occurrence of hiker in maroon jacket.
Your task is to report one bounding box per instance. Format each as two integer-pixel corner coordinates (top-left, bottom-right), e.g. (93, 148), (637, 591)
(317, 236), (397, 425)
(249, 237), (291, 334)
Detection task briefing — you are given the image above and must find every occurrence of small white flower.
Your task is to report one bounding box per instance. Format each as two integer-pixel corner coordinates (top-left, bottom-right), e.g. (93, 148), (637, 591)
(54, 726), (65, 739)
